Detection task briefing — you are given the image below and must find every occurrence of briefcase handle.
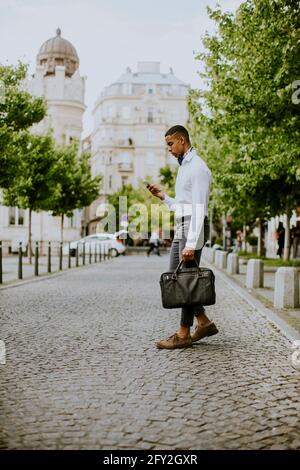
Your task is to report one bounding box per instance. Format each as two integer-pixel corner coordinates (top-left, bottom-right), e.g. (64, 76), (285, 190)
(172, 259), (202, 280)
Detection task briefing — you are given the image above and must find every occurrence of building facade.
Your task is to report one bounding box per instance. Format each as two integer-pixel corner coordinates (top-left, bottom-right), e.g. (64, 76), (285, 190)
(88, 61), (189, 233)
(0, 28), (86, 254)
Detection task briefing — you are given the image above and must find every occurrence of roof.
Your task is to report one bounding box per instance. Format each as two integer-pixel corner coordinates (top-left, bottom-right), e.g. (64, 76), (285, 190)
(111, 62), (188, 87)
(36, 28), (79, 77)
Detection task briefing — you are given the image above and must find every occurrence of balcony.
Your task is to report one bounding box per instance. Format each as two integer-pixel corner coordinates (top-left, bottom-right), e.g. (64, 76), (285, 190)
(118, 162), (133, 172)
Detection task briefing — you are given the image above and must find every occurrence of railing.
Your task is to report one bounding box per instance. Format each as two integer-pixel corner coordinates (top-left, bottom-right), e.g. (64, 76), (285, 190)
(0, 240), (114, 285)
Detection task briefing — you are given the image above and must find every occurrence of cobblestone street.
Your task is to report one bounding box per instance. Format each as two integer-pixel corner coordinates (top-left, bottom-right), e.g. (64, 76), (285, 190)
(0, 255), (299, 450)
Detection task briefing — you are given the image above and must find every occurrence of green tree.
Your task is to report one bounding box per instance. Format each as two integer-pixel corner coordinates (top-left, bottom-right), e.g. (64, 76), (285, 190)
(50, 140), (101, 243)
(0, 63), (46, 188)
(188, 0), (300, 259)
(2, 132), (58, 262)
(158, 165), (177, 197)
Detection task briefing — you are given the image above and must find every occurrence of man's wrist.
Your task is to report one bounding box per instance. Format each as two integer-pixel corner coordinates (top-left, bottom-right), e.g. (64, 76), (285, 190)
(184, 246), (195, 252)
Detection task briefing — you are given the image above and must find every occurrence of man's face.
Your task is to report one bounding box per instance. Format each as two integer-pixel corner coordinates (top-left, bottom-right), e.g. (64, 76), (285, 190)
(165, 133), (185, 158)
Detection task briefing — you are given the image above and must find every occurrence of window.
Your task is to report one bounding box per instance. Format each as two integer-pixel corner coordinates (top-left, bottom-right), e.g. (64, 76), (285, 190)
(9, 207), (15, 225)
(122, 106), (131, 119)
(68, 214), (75, 228)
(108, 106), (115, 119)
(9, 207), (25, 226)
(122, 128), (129, 140)
(171, 109), (180, 121)
(119, 152), (130, 164)
(108, 128), (114, 141)
(109, 176), (112, 189)
(19, 209), (24, 225)
(147, 108), (154, 123)
(121, 176), (128, 186)
(147, 128), (155, 142)
(146, 152), (155, 165)
(122, 83), (132, 95)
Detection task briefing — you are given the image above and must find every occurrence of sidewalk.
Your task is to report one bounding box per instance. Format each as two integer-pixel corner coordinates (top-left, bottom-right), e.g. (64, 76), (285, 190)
(202, 249), (300, 336)
(0, 255), (299, 450)
(0, 255), (102, 285)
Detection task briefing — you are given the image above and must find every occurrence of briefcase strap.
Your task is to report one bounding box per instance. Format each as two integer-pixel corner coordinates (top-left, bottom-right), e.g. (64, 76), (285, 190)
(172, 259), (201, 280)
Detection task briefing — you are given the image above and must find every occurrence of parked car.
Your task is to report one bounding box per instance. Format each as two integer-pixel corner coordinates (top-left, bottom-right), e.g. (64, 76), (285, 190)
(62, 233), (126, 257)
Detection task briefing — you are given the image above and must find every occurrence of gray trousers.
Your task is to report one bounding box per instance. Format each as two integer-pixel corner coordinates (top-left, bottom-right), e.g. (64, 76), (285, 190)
(169, 216), (209, 327)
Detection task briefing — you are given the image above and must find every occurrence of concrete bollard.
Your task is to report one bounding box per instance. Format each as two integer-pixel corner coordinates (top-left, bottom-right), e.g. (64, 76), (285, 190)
(205, 248), (212, 263)
(227, 253), (239, 274)
(274, 267), (299, 309)
(212, 247), (220, 264)
(246, 259), (264, 288)
(214, 250), (221, 267)
(219, 251), (228, 269)
(202, 247), (210, 262)
(207, 248), (214, 263)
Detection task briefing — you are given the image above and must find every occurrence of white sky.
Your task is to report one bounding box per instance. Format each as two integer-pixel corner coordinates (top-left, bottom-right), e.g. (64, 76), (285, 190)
(0, 0), (242, 137)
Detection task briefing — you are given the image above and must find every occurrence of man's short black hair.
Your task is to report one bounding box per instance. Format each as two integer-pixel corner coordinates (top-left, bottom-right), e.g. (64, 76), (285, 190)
(165, 125), (190, 143)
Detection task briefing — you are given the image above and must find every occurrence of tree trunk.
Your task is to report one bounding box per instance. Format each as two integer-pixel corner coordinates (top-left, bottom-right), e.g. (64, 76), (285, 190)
(257, 218), (264, 257)
(209, 205), (213, 246)
(61, 214), (64, 245)
(242, 224), (247, 252)
(222, 213), (226, 250)
(283, 213), (291, 261)
(28, 208), (32, 264)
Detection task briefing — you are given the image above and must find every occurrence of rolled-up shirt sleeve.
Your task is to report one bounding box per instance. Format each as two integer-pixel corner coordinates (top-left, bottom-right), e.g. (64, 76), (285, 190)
(185, 168), (211, 250)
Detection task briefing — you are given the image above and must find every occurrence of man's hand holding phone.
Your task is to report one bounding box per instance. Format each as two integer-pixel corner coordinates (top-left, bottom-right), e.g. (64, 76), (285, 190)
(146, 182), (165, 200)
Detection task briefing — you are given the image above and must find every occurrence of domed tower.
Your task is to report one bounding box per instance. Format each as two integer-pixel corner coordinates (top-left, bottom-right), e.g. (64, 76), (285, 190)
(28, 28), (86, 144)
(37, 27), (79, 77)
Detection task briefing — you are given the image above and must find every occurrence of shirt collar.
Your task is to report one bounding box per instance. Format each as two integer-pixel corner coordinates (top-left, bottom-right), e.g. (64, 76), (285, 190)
(180, 146), (194, 165)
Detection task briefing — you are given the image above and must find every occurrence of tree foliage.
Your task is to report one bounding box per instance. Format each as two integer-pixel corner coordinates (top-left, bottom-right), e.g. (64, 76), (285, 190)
(0, 62), (46, 188)
(2, 132), (58, 261)
(50, 140), (101, 242)
(188, 0), (300, 258)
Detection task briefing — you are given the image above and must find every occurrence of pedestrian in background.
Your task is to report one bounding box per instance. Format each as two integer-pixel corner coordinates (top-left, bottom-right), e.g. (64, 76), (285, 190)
(147, 231), (161, 257)
(276, 222), (285, 259)
(291, 220), (300, 259)
(147, 125), (218, 349)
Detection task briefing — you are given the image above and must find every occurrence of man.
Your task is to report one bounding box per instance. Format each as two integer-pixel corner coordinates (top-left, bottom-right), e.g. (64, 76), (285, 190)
(147, 125), (218, 349)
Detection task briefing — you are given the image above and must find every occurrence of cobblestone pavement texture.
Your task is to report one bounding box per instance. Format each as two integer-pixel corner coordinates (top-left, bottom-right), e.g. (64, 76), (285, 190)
(0, 255), (299, 450)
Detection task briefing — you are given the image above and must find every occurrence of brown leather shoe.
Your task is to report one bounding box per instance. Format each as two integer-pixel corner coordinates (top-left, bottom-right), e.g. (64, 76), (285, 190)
(191, 322), (219, 343)
(156, 333), (193, 350)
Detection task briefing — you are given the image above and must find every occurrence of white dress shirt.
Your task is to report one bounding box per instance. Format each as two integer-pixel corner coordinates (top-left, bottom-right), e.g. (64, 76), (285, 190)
(163, 148), (212, 250)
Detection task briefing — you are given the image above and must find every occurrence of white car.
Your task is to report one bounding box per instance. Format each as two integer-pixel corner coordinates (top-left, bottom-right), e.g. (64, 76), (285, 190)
(63, 233), (126, 257)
